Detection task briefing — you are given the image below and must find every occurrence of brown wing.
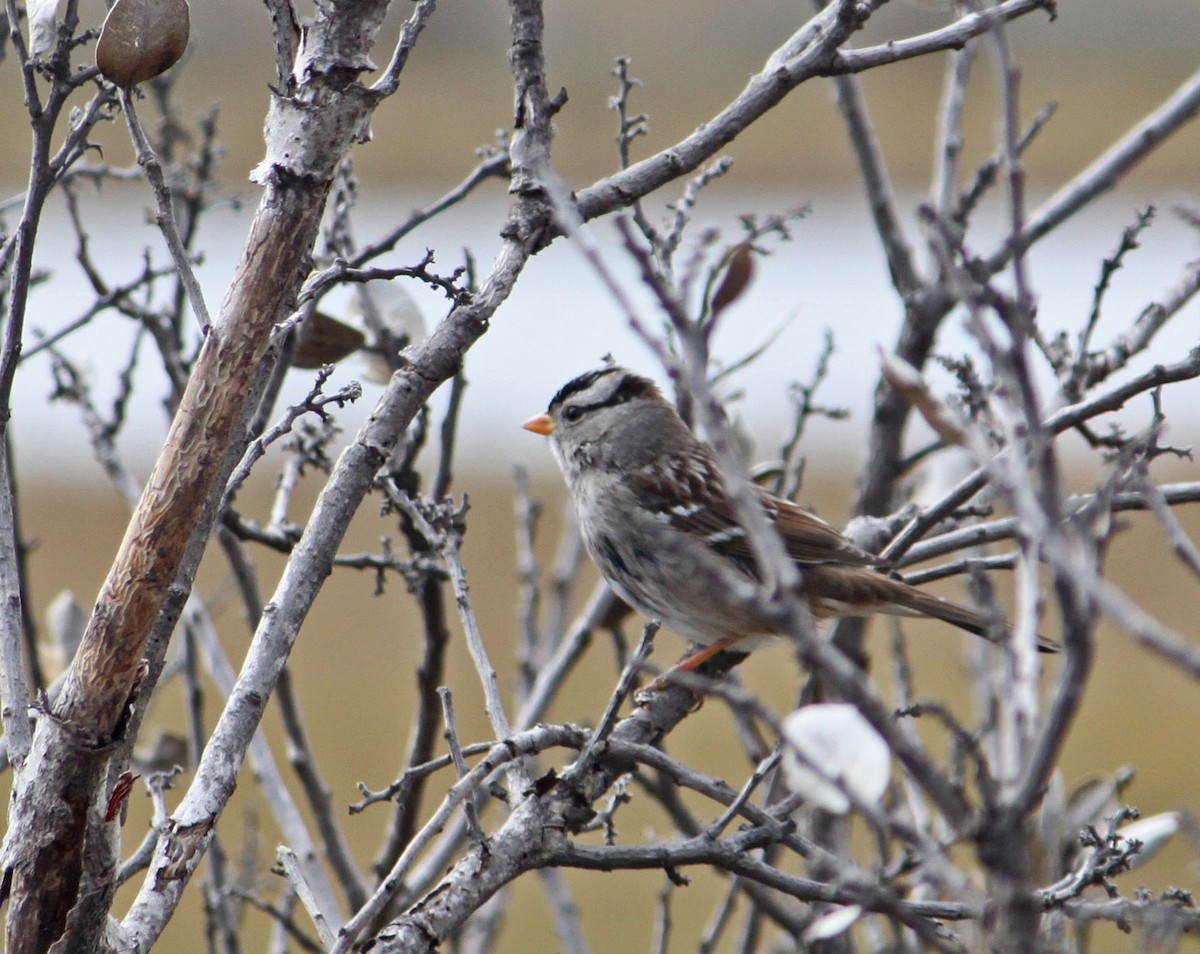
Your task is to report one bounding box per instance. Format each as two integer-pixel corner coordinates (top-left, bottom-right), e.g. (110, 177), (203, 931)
(805, 566), (1060, 652)
(630, 448), (883, 578)
(629, 450), (1060, 653)
(766, 495), (884, 569)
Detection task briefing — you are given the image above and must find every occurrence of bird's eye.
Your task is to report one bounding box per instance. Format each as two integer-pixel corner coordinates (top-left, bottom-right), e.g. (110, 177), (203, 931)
(562, 405), (583, 422)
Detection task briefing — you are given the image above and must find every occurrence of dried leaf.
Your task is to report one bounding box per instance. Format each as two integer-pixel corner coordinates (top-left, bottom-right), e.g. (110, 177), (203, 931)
(348, 280), (426, 384)
(96, 0), (190, 89)
(878, 347), (966, 447)
(28, 0), (60, 56)
(781, 704), (890, 815)
(351, 280), (425, 342)
(804, 905), (863, 942)
(710, 243), (754, 318)
(1064, 773), (1123, 835)
(1117, 812), (1181, 870)
(292, 312), (367, 369)
(104, 770), (140, 823)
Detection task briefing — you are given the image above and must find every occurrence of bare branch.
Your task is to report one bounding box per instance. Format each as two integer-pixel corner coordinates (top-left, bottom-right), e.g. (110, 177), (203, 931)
(3, 0), (1197, 948)
(437, 687), (487, 844)
(1084, 257), (1200, 390)
(1063, 206), (1157, 398)
(370, 0), (439, 97)
(830, 0), (1054, 76)
(569, 622), (657, 773)
(275, 846), (337, 949)
(991, 65), (1200, 271)
(883, 352), (1200, 563)
(549, 834), (971, 939)
(0, 440), (30, 764)
(117, 89), (212, 332)
(932, 42), (977, 217)
(828, 63), (920, 297)
(574, 1), (864, 222)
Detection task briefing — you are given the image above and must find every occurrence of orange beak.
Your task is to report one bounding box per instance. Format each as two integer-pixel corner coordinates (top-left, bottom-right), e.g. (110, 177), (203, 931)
(522, 412), (555, 436)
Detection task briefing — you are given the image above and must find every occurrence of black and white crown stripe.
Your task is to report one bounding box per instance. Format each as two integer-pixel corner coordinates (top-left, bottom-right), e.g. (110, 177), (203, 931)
(548, 368), (656, 419)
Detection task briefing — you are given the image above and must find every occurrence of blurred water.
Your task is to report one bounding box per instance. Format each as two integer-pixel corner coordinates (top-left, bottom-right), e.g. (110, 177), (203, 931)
(9, 180), (1199, 486)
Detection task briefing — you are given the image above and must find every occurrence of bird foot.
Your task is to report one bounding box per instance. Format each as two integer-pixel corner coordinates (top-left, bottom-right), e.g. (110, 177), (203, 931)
(634, 669), (704, 709)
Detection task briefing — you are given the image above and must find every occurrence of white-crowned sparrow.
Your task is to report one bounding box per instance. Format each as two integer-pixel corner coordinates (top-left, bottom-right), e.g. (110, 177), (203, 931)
(524, 365), (1055, 681)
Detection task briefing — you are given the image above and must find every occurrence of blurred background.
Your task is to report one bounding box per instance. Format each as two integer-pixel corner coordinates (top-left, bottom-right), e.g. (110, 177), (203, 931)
(2, 0), (1199, 949)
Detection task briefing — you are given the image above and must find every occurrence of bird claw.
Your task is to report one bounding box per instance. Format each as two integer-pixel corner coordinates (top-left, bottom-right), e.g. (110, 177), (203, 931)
(634, 669), (705, 712)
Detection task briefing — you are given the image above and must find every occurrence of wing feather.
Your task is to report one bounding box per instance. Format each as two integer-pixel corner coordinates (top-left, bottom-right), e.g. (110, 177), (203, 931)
(629, 449), (883, 575)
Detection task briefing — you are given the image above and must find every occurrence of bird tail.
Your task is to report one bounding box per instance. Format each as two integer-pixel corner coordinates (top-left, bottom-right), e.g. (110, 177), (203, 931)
(877, 577), (1059, 653)
(809, 567), (1059, 653)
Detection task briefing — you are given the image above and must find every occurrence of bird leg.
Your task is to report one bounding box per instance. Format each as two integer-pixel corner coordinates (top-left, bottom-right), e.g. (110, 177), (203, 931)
(643, 633), (747, 694)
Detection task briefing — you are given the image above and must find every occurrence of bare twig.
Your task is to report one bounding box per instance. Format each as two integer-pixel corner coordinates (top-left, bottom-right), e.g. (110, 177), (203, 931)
(118, 89), (212, 332)
(346, 152), (511, 271)
(275, 846), (337, 948)
(568, 622), (658, 774)
(183, 600), (345, 932)
(651, 874), (674, 954)
(395, 495), (522, 766)
(437, 687), (487, 843)
(883, 353), (1200, 563)
(370, 476), (455, 881)
(370, 0), (440, 97)
(537, 868), (590, 954)
(990, 65), (1200, 272)
(222, 368), (362, 509)
(336, 723), (587, 951)
(827, 47), (920, 297)
(954, 101), (1057, 228)
(230, 888), (322, 954)
(932, 41), (977, 217)
(707, 751), (781, 839)
(1083, 257), (1200, 390)
(0, 440), (31, 764)
(830, 1), (1053, 76)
